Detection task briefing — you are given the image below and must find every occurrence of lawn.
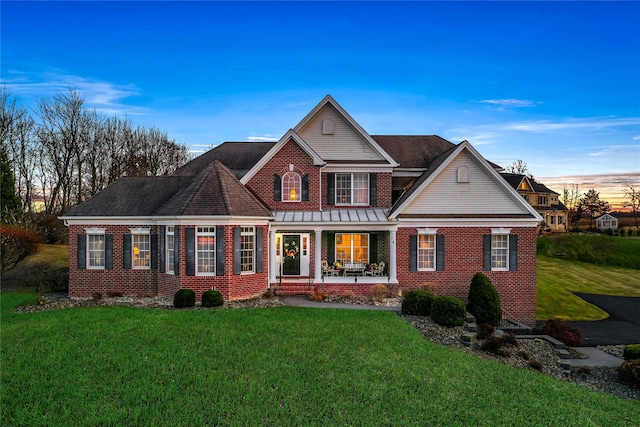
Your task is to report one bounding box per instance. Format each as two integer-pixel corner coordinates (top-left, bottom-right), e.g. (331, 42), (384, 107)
(1, 294), (638, 426)
(536, 235), (640, 321)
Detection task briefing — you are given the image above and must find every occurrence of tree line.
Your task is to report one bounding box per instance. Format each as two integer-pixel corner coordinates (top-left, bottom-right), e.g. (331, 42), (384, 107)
(2, 87), (192, 221)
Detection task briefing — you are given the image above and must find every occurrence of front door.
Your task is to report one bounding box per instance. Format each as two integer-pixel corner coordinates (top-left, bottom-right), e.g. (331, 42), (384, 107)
(282, 235), (301, 275)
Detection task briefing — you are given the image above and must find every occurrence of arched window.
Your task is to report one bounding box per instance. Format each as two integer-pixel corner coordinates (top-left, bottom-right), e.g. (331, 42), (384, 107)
(282, 172), (301, 202)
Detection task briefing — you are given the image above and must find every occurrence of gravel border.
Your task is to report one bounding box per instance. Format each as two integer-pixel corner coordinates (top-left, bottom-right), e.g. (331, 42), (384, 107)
(12, 293), (639, 401)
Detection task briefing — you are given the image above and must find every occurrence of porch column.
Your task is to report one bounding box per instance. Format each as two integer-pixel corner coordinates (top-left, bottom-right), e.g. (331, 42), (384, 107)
(269, 229), (277, 283)
(314, 228), (322, 282)
(389, 230), (398, 283)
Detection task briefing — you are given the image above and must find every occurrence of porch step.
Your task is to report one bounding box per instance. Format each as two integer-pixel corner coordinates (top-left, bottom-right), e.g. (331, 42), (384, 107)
(273, 284), (314, 297)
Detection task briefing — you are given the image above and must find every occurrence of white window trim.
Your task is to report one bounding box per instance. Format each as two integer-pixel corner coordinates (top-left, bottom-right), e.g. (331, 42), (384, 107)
(417, 229), (437, 271)
(166, 226), (175, 274)
(196, 226), (216, 276)
(132, 233), (151, 270)
(240, 226), (255, 275)
(490, 233), (509, 271)
(282, 171), (302, 203)
(87, 232), (106, 270)
(335, 233), (369, 264)
(335, 173), (369, 206)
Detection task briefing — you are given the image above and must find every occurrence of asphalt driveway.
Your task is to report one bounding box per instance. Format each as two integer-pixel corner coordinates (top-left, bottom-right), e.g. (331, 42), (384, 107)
(565, 293), (640, 346)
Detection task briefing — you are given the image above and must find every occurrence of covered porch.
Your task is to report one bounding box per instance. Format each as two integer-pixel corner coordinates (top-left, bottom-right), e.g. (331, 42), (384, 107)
(268, 209), (399, 291)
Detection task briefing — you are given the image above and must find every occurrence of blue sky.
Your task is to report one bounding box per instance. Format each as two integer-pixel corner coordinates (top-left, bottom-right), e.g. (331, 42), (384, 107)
(2, 1), (639, 208)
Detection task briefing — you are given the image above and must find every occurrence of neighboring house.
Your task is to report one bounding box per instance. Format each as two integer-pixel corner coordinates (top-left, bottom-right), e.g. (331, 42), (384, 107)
(596, 214), (618, 231)
(61, 95), (542, 326)
(501, 173), (568, 233)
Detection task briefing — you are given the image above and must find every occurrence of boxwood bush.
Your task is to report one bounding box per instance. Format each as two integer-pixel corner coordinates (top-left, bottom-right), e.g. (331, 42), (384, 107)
(467, 272), (502, 326)
(623, 344), (640, 361)
(431, 295), (466, 327)
(202, 289), (224, 307)
(401, 290), (435, 316)
(173, 289), (196, 308)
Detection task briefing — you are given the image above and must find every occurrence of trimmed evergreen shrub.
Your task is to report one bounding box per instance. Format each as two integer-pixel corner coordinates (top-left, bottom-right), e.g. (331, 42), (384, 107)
(430, 295), (466, 327)
(173, 289), (195, 308)
(532, 318), (583, 347)
(202, 290), (224, 307)
(618, 359), (640, 388)
(467, 272), (502, 326)
(401, 290), (435, 316)
(623, 344), (640, 361)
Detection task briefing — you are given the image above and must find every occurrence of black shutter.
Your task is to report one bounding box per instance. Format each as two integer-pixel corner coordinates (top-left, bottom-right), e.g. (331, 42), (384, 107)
(369, 173), (377, 206)
(327, 173), (335, 206)
(216, 227), (225, 276)
(233, 227), (241, 275)
(174, 227), (180, 276)
(123, 234), (132, 270)
(256, 226), (264, 273)
(409, 235), (417, 271)
(436, 235), (445, 271)
(186, 228), (195, 276)
(273, 174), (281, 201)
(369, 233), (378, 264)
(509, 234), (519, 271)
(77, 234), (86, 270)
(105, 234), (113, 270)
(159, 226), (165, 273)
(483, 235), (491, 271)
(327, 233), (335, 264)
(301, 174), (309, 201)
(151, 234), (158, 270)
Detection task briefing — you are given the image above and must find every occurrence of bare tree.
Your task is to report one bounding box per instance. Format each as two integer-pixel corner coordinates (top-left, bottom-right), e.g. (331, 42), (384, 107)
(561, 183), (580, 230)
(505, 159), (535, 181)
(623, 184), (639, 228)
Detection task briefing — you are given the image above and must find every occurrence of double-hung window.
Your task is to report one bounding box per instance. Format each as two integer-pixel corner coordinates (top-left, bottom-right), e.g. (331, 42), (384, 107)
(132, 233), (151, 269)
(336, 173), (369, 205)
(166, 226), (175, 274)
(491, 234), (509, 271)
(335, 233), (369, 264)
(197, 227), (216, 275)
(87, 233), (105, 269)
(240, 226), (255, 273)
(418, 234), (436, 270)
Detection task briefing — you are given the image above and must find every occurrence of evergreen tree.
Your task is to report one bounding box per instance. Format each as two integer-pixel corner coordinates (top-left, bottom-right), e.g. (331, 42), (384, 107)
(0, 143), (22, 223)
(577, 189), (610, 229)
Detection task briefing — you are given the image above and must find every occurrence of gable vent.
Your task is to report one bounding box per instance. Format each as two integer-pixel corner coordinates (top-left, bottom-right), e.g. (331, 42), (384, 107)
(322, 119), (334, 135)
(457, 166), (469, 183)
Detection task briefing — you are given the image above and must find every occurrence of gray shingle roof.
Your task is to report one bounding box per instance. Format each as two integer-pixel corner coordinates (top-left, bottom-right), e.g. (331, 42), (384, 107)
(173, 142), (276, 178)
(64, 161), (272, 218)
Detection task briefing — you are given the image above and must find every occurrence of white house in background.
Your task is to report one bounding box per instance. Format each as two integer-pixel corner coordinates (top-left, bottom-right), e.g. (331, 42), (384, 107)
(595, 214), (618, 231)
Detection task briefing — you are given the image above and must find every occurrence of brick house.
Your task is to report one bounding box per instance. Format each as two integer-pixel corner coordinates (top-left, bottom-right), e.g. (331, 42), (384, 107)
(61, 95), (542, 326)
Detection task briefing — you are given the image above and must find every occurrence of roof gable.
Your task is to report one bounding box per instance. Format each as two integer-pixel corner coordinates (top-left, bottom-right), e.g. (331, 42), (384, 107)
(293, 95), (398, 166)
(390, 141), (542, 219)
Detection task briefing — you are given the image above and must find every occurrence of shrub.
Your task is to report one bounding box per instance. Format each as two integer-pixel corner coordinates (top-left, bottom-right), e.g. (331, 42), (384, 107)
(341, 290), (355, 299)
(430, 295), (466, 327)
(481, 335), (509, 357)
(467, 272), (502, 326)
(533, 318), (583, 347)
(618, 359), (640, 388)
(174, 289), (196, 308)
(0, 225), (39, 273)
(623, 344), (640, 361)
(371, 284), (388, 302)
(528, 360), (543, 372)
(202, 290), (224, 307)
(401, 290), (435, 316)
(477, 323), (495, 340)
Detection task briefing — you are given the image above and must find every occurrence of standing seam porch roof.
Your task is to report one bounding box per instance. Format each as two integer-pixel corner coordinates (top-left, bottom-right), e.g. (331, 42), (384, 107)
(274, 208), (390, 224)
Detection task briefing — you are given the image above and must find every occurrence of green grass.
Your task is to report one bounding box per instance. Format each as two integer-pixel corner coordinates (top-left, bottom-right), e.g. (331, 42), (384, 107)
(537, 234), (640, 269)
(536, 235), (640, 321)
(1, 294), (638, 425)
(0, 244), (69, 292)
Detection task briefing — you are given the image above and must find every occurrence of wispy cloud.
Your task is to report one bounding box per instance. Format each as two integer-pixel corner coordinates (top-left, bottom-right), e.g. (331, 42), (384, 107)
(633, 136), (640, 140)
(2, 69), (148, 116)
(502, 117), (640, 132)
(247, 135), (279, 142)
(479, 98), (537, 108)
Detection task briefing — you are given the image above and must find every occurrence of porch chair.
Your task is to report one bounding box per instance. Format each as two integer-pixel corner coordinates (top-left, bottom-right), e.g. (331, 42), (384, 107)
(322, 260), (338, 277)
(366, 261), (385, 277)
